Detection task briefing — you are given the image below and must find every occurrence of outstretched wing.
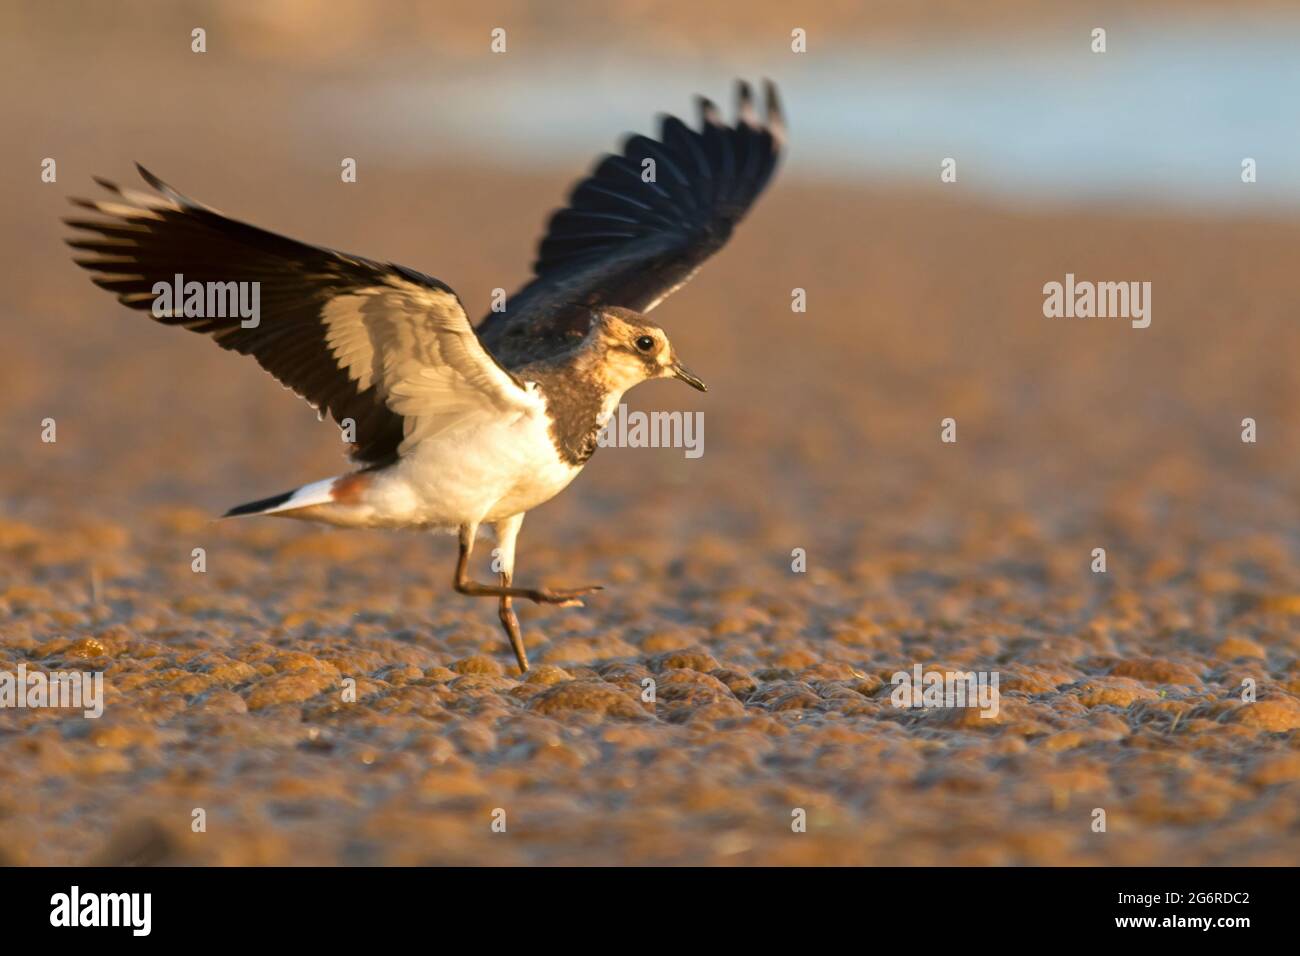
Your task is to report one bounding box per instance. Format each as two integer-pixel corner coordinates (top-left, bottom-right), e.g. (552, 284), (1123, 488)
(476, 79), (785, 367)
(66, 166), (538, 466)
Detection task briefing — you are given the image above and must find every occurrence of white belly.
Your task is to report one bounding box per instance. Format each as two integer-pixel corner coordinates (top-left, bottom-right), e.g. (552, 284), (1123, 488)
(352, 408), (581, 529)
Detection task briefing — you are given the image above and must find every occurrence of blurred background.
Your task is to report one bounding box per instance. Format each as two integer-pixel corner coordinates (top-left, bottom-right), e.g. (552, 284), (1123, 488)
(9, 0), (1300, 524)
(3, 0), (1300, 866)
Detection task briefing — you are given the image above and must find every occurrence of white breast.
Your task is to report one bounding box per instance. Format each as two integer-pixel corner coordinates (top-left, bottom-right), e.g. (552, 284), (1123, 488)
(365, 397), (580, 528)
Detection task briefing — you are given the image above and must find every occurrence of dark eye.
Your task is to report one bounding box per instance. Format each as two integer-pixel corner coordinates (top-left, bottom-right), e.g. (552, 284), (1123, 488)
(635, 335), (656, 353)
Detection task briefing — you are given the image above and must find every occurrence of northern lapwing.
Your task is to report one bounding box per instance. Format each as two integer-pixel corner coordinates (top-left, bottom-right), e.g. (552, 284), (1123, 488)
(66, 81), (785, 672)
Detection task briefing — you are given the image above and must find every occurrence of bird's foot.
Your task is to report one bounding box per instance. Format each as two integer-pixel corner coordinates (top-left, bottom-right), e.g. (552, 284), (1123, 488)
(525, 584), (604, 607)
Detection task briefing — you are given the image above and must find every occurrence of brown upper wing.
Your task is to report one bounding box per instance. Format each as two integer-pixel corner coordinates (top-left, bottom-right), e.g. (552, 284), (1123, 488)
(66, 166), (534, 466)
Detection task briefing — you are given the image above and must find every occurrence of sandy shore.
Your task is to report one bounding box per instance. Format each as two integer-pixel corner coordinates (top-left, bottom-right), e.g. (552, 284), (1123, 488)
(5, 167), (1300, 864)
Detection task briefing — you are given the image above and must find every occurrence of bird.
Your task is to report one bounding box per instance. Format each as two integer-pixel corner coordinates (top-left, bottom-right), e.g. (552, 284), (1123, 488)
(65, 80), (785, 673)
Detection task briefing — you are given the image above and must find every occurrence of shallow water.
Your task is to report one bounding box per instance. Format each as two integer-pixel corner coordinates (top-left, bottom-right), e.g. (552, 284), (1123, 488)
(325, 15), (1300, 211)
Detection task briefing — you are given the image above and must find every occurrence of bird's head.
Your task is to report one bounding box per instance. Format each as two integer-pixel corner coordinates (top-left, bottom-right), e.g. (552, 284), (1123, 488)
(587, 306), (707, 394)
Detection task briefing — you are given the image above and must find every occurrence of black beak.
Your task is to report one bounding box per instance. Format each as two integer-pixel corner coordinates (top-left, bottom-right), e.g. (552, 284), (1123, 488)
(671, 362), (708, 392)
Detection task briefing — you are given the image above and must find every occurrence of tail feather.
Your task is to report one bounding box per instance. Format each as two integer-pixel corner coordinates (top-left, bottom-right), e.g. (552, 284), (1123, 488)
(221, 478), (338, 518)
(222, 490), (297, 518)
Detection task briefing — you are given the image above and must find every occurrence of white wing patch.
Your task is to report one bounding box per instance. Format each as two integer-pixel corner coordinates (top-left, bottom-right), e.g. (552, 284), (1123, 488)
(321, 278), (545, 454)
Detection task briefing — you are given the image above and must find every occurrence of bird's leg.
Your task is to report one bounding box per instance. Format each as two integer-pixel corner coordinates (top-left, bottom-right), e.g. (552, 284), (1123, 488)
(496, 570), (527, 673)
(452, 522), (602, 607)
(451, 519), (601, 674)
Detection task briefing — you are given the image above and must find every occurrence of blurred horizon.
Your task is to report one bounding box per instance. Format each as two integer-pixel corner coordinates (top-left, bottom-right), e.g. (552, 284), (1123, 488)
(7, 2), (1300, 214)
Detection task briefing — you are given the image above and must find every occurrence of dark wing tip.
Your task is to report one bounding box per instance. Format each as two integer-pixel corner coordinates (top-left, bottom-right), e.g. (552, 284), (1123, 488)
(698, 81), (783, 142)
(697, 95), (722, 126)
(135, 163), (204, 210)
(735, 79), (757, 126)
(135, 163), (166, 192)
(763, 79), (786, 146)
